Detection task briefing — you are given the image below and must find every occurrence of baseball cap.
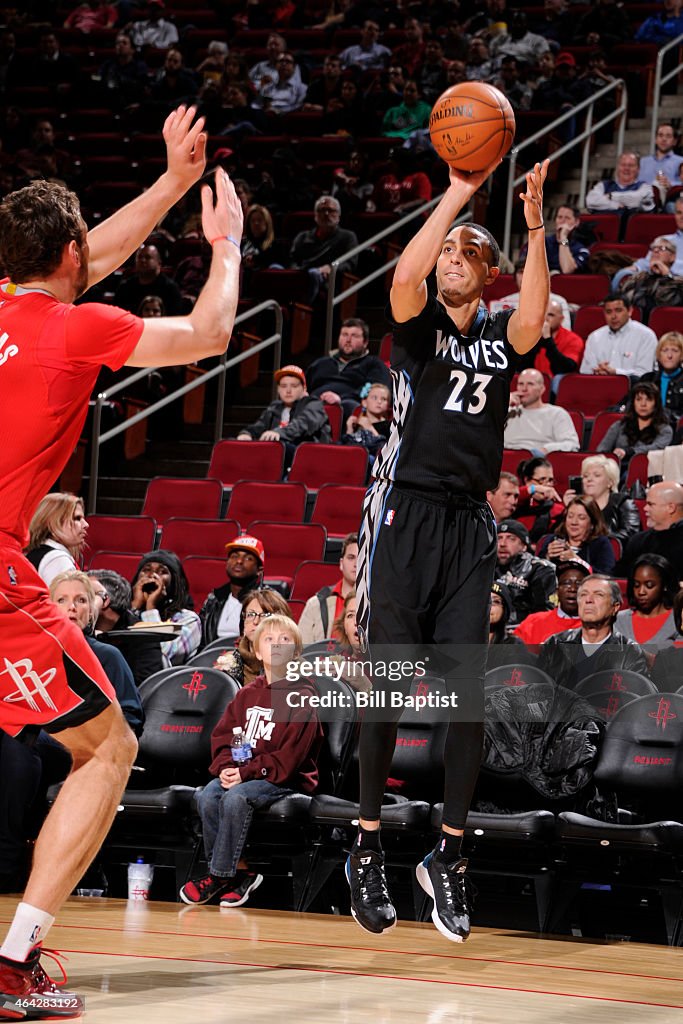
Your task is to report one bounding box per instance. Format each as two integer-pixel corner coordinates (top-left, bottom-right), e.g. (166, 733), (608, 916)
(225, 535), (265, 566)
(555, 52), (576, 67)
(556, 557), (592, 579)
(274, 364), (306, 386)
(498, 519), (529, 546)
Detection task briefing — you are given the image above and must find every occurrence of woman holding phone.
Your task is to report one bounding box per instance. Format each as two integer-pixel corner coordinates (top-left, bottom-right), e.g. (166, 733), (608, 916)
(536, 495), (616, 574)
(562, 454), (641, 545)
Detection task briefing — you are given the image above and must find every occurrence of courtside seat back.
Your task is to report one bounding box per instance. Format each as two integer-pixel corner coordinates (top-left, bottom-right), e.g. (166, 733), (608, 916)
(593, 692), (683, 794)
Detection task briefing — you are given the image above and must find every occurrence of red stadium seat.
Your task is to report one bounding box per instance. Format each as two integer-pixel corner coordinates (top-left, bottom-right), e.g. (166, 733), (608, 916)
(551, 275), (610, 306)
(501, 449), (532, 476)
(160, 519), (240, 561)
(549, 451), (618, 494)
(87, 551), (141, 579)
(379, 332), (392, 364)
(625, 452), (649, 489)
(574, 304), (641, 340)
(648, 307), (682, 337)
(141, 478), (223, 527)
(85, 515), (156, 559)
(207, 440), (285, 486)
(589, 411), (623, 450)
(247, 522), (327, 589)
(634, 498), (647, 529)
(582, 214), (620, 243)
(182, 556), (225, 608)
(482, 274), (515, 303)
(310, 484), (366, 539)
(589, 242), (648, 260)
(288, 443), (368, 490)
(227, 481), (307, 527)
(324, 403), (343, 442)
(568, 410), (585, 448)
(556, 374), (630, 418)
(290, 560), (342, 602)
(609, 536), (623, 562)
(287, 599), (306, 623)
(624, 213), (676, 245)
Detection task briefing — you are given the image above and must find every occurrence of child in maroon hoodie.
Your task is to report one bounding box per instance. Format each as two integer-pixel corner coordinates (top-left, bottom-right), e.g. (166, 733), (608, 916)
(180, 614), (322, 907)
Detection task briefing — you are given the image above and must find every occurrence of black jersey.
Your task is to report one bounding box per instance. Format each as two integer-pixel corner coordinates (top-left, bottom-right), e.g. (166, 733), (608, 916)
(374, 294), (515, 498)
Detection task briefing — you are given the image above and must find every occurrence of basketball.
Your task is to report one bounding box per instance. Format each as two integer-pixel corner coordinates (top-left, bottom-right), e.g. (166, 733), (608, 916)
(429, 83), (515, 173)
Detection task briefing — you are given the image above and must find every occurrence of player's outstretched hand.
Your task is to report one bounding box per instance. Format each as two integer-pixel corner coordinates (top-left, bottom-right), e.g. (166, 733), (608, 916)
(448, 157), (503, 197)
(162, 105), (207, 191)
(200, 166), (244, 248)
(519, 159), (549, 230)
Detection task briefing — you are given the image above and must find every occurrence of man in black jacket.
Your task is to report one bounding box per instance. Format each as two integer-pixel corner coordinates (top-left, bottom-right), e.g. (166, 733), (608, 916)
(495, 519), (557, 625)
(539, 574), (649, 690)
(237, 365), (331, 469)
(617, 481), (683, 579)
(306, 318), (392, 419)
(200, 535), (265, 647)
(289, 195), (358, 302)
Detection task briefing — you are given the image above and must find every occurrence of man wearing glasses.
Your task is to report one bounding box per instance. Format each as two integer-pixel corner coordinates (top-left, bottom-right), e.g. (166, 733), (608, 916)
(199, 536), (265, 646)
(616, 236), (683, 325)
(254, 52), (307, 114)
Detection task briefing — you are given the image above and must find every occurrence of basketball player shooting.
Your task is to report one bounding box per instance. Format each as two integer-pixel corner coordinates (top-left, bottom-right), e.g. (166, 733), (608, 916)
(350, 157), (550, 942)
(0, 106), (242, 1019)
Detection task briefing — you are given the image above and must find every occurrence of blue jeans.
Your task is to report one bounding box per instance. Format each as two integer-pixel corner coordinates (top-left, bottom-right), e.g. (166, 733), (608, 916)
(197, 778), (293, 877)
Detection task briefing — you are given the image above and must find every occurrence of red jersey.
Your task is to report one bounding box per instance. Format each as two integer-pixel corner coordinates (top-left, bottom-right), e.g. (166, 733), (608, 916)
(514, 609), (581, 646)
(0, 283), (143, 545)
(534, 325), (585, 378)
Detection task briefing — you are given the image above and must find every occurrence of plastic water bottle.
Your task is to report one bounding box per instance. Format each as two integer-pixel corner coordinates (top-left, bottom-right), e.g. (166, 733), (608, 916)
(127, 856), (154, 901)
(231, 727), (252, 766)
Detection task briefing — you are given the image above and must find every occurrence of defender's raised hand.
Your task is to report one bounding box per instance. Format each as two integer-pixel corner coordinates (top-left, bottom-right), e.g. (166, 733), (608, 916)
(201, 167), (244, 250)
(162, 104), (207, 191)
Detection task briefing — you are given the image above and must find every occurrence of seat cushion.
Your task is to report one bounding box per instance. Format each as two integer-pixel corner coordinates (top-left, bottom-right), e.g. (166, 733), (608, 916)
(119, 785), (198, 816)
(432, 804), (556, 841)
(257, 792), (312, 822)
(310, 794), (430, 829)
(558, 811), (683, 852)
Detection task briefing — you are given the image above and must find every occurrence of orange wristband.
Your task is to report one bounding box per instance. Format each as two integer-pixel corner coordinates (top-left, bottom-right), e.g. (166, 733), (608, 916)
(210, 235), (241, 250)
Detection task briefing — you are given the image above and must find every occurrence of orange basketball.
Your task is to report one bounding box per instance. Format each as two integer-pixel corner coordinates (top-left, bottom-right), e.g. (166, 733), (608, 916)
(429, 82), (515, 173)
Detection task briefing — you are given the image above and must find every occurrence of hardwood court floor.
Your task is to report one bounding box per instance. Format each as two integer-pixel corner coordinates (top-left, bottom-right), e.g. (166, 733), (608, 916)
(2, 896), (683, 1023)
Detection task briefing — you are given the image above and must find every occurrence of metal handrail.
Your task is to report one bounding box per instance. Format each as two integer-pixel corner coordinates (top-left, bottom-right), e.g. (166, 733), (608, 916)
(87, 299), (283, 512)
(649, 33), (683, 154)
(323, 194), (468, 353)
(502, 78), (628, 259)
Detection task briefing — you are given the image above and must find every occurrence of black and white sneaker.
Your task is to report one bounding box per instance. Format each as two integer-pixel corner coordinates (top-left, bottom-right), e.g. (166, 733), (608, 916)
(345, 849), (397, 934)
(416, 853), (476, 943)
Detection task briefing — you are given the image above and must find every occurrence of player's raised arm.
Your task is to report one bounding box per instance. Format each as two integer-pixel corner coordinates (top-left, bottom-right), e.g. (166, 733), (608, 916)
(390, 160), (499, 323)
(125, 168), (243, 366)
(86, 105), (207, 287)
(508, 160), (550, 354)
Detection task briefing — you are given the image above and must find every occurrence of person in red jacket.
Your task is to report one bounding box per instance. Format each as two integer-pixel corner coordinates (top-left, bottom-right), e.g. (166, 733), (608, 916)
(180, 614), (322, 908)
(514, 558), (590, 647)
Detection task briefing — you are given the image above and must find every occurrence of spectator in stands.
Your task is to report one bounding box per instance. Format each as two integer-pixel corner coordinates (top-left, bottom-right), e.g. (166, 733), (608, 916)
(391, 17), (426, 76)
(213, 83), (270, 140)
(88, 567), (164, 687)
(613, 203), (683, 284)
(64, 1), (118, 33)
(254, 52), (307, 114)
(249, 33), (302, 91)
(306, 317), (392, 419)
(179, 614), (321, 909)
(331, 150), (374, 216)
(667, 195), (683, 261)
(299, 532), (358, 644)
(196, 40), (229, 85)
(26, 493), (88, 584)
(521, 204), (590, 274)
(487, 579), (535, 669)
(617, 237), (683, 325)
(616, 553), (680, 654)
(50, 571), (144, 734)
(580, 294), (658, 380)
(490, 56), (533, 111)
(324, 77), (365, 136)
(562, 454), (641, 545)
(617, 481), (683, 579)
(538, 574), (649, 690)
(302, 54), (344, 113)
(414, 37), (448, 104)
(635, 0), (683, 44)
(97, 31), (149, 108)
(531, 51), (594, 122)
(585, 152), (656, 216)
(150, 47), (198, 110)
(113, 243), (184, 315)
(639, 331), (683, 420)
(490, 11), (550, 67)
(345, 381), (391, 436)
(371, 148), (433, 214)
(127, 0), (179, 50)
(213, 587), (293, 686)
(465, 37), (496, 82)
(288, 195), (359, 303)
(130, 550), (201, 665)
(31, 29), (80, 94)
(339, 20), (392, 71)
(514, 559), (588, 647)
(200, 535), (265, 646)
(505, 368), (580, 454)
(573, 0), (632, 49)
(652, 588), (683, 689)
(530, 0), (575, 46)
(515, 456), (565, 542)
(639, 123), (683, 200)
(236, 364), (331, 467)
(486, 471), (520, 524)
(495, 520), (557, 626)
(239, 204), (285, 275)
(382, 79), (431, 140)
(596, 381), (673, 478)
(532, 298), (585, 381)
(536, 495), (616, 574)
(488, 258), (571, 328)
(14, 119), (74, 186)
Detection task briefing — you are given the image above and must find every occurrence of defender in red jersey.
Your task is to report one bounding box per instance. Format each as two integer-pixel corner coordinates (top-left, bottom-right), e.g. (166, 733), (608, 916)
(0, 105), (243, 1020)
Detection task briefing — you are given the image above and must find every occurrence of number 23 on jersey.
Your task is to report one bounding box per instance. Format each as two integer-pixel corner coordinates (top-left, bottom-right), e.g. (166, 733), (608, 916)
(443, 371), (492, 414)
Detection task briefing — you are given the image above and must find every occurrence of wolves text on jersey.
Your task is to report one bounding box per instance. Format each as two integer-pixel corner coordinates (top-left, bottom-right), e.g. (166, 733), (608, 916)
(435, 330), (508, 372)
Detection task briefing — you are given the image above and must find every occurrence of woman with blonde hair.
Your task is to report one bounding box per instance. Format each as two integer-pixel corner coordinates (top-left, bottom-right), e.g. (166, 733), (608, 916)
(26, 492), (89, 584)
(639, 331), (683, 419)
(562, 453), (640, 544)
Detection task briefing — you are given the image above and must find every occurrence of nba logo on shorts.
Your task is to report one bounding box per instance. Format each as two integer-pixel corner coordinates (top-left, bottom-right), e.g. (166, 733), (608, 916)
(384, 509), (395, 526)
(7, 565), (17, 586)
